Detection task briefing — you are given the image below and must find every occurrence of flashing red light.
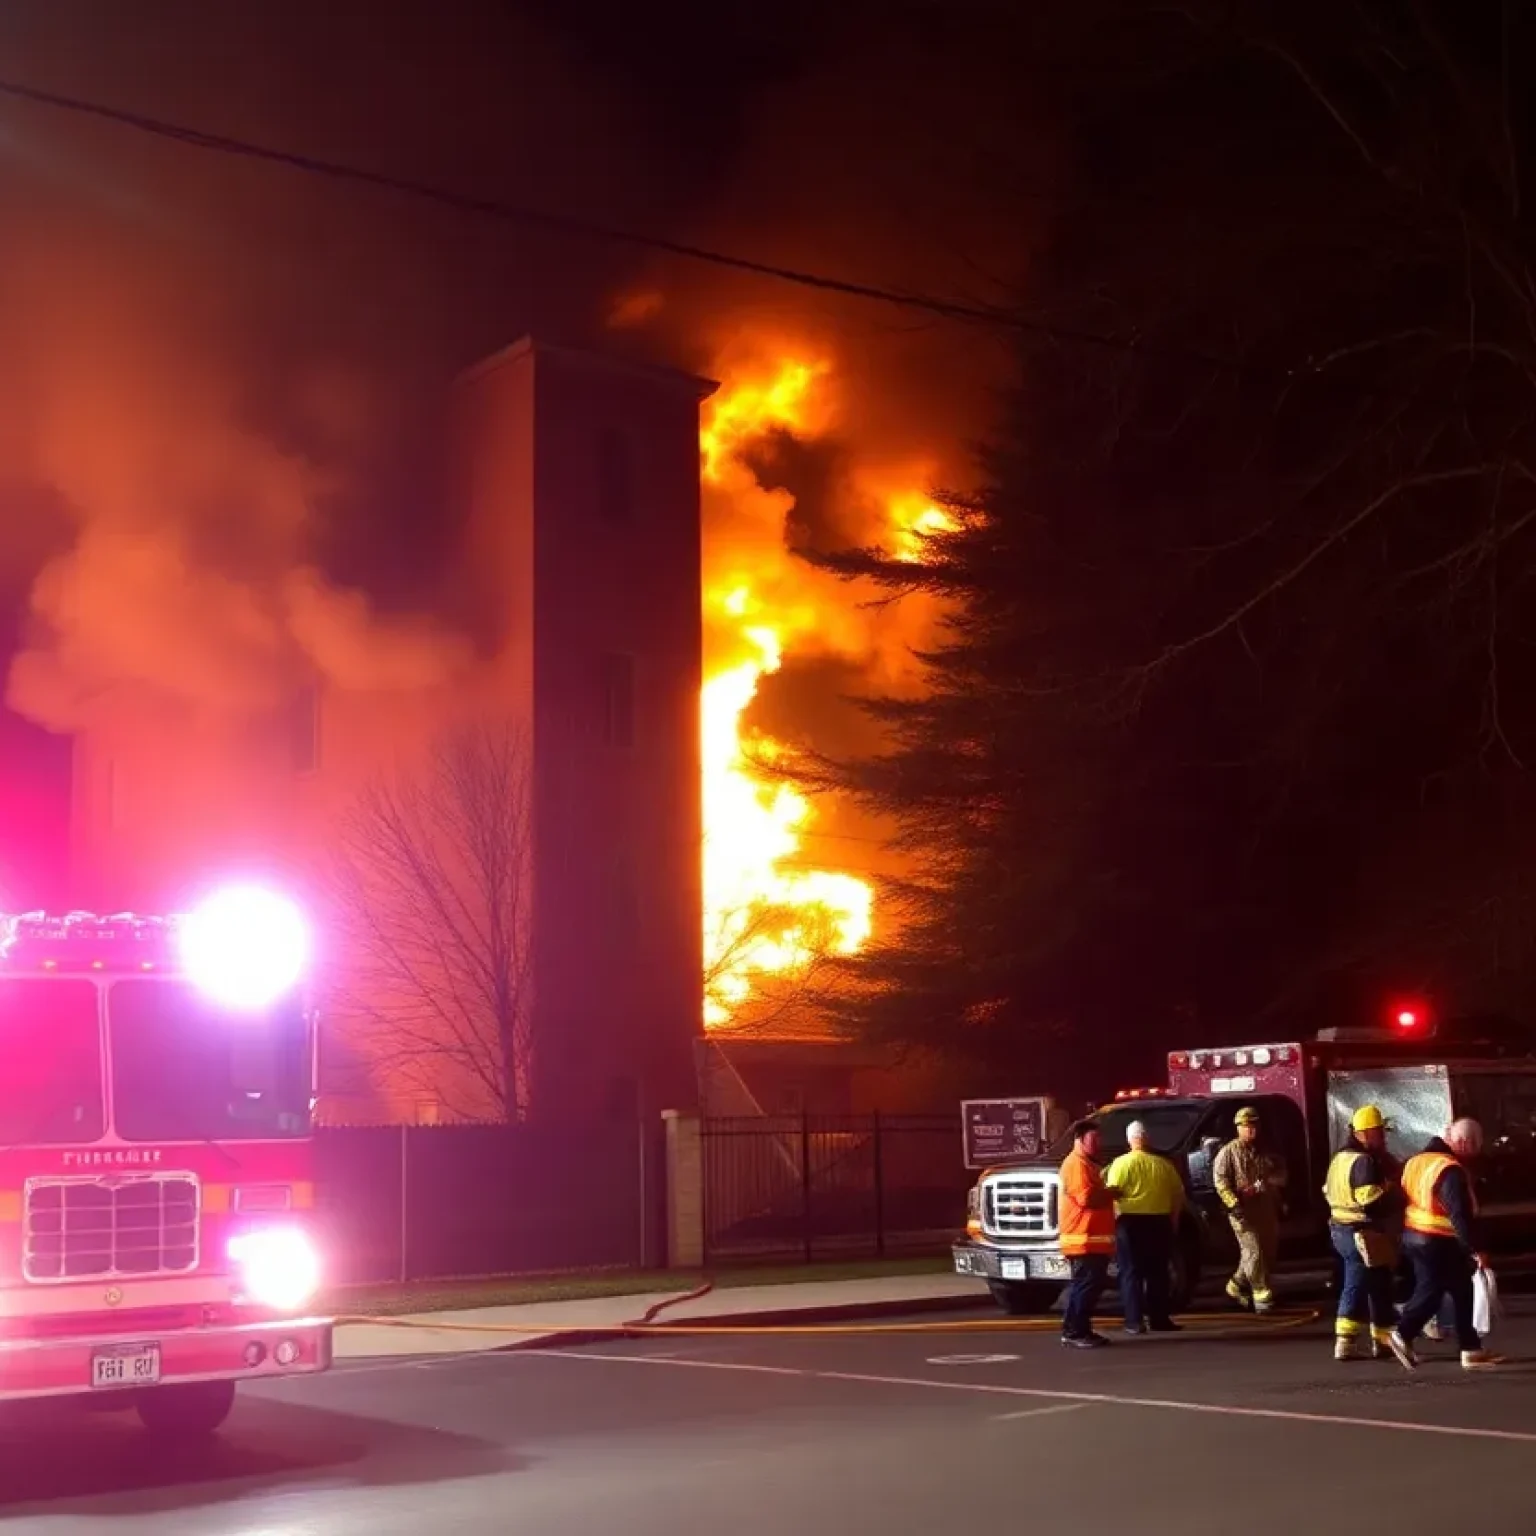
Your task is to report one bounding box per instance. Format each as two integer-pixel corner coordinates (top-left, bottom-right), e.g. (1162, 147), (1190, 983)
(1388, 999), (1430, 1034)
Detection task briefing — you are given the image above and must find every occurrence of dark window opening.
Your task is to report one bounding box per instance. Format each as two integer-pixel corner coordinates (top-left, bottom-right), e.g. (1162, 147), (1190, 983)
(596, 427), (634, 525)
(600, 653), (635, 748)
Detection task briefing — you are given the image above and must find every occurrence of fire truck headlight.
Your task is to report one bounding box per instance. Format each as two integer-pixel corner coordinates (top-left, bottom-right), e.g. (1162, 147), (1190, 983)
(228, 1225), (321, 1312)
(179, 885), (309, 1010)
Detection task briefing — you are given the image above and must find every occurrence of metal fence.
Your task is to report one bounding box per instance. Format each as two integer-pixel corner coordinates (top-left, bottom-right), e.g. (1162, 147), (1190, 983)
(312, 1118), (660, 1285)
(700, 1113), (969, 1263)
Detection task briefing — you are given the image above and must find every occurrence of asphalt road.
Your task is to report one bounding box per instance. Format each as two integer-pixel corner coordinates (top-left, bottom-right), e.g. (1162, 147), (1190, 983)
(5, 1303), (1536, 1534)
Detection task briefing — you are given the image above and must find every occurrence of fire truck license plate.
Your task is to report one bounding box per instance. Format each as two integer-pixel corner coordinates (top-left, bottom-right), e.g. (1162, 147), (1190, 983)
(91, 1345), (161, 1389)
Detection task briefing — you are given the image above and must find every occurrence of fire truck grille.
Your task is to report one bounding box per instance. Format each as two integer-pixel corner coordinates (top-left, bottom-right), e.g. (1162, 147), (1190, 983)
(23, 1175), (200, 1282)
(982, 1172), (1059, 1238)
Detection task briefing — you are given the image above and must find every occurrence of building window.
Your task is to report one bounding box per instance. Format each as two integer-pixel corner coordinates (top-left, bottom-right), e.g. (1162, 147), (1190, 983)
(290, 685), (319, 775)
(600, 653), (635, 748)
(596, 426), (633, 525)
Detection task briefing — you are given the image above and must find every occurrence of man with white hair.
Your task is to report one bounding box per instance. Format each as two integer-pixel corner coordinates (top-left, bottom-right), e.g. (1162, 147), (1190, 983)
(1104, 1118), (1185, 1334)
(1386, 1117), (1500, 1371)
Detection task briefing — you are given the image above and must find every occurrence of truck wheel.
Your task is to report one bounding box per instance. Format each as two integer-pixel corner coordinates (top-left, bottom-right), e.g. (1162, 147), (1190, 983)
(136, 1380), (237, 1437)
(987, 1280), (1061, 1316)
(1169, 1236), (1200, 1312)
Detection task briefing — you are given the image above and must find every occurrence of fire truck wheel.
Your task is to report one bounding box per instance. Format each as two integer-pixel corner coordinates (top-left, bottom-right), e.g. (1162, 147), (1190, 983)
(987, 1280), (1062, 1316)
(135, 1380), (237, 1437)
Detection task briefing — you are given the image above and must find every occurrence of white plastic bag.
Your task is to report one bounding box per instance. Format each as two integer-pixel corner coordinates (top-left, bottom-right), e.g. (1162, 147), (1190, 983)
(1473, 1265), (1500, 1337)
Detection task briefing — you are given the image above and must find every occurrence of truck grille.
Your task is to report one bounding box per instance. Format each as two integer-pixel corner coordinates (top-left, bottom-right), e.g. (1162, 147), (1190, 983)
(982, 1171), (1059, 1238)
(23, 1175), (200, 1282)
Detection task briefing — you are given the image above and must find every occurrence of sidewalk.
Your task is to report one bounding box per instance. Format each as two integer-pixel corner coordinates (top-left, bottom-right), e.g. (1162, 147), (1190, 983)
(334, 1271), (988, 1359)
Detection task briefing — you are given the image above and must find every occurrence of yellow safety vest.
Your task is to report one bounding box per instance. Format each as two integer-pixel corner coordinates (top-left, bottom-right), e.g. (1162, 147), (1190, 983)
(1324, 1149), (1387, 1226)
(1402, 1151), (1474, 1238)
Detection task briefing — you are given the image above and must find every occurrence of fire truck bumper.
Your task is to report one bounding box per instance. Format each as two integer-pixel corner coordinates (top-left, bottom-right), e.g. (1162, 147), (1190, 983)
(0, 1317), (333, 1401)
(953, 1237), (1073, 1282)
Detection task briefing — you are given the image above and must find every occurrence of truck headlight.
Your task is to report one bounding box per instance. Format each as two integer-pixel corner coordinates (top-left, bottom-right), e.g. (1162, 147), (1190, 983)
(228, 1225), (321, 1312)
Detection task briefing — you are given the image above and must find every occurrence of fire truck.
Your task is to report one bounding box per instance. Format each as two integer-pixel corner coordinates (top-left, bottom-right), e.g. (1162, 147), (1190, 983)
(0, 885), (332, 1433)
(953, 1012), (1536, 1317)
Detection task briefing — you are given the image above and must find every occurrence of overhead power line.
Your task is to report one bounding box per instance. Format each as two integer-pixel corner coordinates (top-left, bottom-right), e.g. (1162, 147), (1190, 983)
(0, 74), (1479, 411)
(0, 75), (1025, 328)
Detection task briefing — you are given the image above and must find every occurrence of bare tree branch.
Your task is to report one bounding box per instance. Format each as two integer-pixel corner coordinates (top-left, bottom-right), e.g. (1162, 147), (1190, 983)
(325, 722), (534, 1122)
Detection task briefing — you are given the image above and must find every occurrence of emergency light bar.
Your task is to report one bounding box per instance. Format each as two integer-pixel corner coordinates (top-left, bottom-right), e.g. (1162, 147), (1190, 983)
(1168, 1044), (1300, 1072)
(1, 885), (309, 1009)
(1112, 1086), (1176, 1101)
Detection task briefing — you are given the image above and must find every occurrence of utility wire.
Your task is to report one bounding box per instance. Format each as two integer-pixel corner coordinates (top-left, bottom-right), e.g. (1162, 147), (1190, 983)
(0, 74), (1479, 408)
(0, 72), (1204, 365)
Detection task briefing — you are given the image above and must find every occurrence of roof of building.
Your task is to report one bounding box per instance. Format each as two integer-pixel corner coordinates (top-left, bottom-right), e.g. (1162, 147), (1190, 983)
(457, 334), (719, 400)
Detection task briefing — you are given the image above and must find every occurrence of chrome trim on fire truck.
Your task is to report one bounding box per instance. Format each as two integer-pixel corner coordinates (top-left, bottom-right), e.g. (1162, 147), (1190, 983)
(22, 1173), (201, 1284)
(980, 1169), (1060, 1239)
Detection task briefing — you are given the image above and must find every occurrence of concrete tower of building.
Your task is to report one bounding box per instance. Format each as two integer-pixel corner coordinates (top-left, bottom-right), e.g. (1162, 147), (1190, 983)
(453, 338), (716, 1121)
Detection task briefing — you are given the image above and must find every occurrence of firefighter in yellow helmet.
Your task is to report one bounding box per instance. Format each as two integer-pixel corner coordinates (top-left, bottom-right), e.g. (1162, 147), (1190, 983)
(1324, 1104), (1402, 1360)
(1214, 1106), (1288, 1312)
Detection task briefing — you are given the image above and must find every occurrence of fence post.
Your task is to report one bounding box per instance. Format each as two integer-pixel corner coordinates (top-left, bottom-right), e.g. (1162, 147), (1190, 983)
(801, 1110), (813, 1264)
(399, 1122), (409, 1284)
(872, 1110), (885, 1258)
(662, 1109), (705, 1268)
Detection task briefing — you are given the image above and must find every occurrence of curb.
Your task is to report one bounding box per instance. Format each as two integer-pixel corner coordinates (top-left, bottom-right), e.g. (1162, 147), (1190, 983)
(645, 1291), (997, 1332)
(492, 1290), (996, 1352)
(336, 1289), (1000, 1362)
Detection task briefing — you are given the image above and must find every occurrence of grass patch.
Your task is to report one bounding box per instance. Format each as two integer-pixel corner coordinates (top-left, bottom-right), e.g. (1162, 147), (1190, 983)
(329, 1254), (953, 1318)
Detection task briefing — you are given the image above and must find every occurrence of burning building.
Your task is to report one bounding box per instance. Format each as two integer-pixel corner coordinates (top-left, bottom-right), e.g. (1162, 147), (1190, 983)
(47, 319), (959, 1123)
(67, 336), (714, 1123)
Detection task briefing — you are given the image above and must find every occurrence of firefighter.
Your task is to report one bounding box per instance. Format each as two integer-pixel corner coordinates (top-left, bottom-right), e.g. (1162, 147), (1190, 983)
(1324, 1104), (1401, 1361)
(1104, 1119), (1185, 1334)
(1058, 1118), (1122, 1349)
(1213, 1105), (1288, 1313)
(1386, 1118), (1501, 1371)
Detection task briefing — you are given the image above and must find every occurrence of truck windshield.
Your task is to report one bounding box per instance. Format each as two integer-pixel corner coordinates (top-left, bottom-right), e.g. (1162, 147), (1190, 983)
(0, 979), (105, 1145)
(108, 980), (311, 1142)
(1092, 1104), (1206, 1157)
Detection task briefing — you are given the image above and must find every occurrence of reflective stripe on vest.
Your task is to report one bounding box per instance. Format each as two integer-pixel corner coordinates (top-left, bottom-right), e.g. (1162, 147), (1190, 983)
(1058, 1149), (1116, 1256)
(1402, 1151), (1469, 1237)
(1324, 1149), (1378, 1226)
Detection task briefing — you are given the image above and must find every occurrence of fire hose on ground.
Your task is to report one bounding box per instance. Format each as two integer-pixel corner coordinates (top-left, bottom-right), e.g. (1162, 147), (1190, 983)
(334, 1280), (1323, 1344)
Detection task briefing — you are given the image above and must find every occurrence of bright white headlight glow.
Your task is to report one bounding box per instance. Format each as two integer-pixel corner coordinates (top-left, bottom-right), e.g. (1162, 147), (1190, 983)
(228, 1225), (321, 1312)
(178, 884), (309, 1010)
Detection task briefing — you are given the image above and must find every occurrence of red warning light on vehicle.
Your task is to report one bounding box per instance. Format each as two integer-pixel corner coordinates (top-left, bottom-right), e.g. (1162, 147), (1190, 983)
(1388, 998), (1430, 1034)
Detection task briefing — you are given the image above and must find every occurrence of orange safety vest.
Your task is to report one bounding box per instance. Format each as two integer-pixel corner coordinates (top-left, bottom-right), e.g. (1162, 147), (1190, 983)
(1059, 1147), (1116, 1256)
(1402, 1150), (1476, 1238)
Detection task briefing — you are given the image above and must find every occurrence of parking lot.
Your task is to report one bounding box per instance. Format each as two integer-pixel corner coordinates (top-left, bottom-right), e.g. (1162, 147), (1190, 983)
(3, 1302), (1535, 1533)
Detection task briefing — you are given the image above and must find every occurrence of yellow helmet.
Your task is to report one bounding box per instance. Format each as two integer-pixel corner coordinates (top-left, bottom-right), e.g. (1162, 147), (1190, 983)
(1351, 1105), (1386, 1132)
(1234, 1106), (1260, 1126)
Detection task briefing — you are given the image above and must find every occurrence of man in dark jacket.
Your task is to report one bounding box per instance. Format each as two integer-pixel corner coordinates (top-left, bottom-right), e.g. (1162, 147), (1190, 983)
(1387, 1119), (1500, 1371)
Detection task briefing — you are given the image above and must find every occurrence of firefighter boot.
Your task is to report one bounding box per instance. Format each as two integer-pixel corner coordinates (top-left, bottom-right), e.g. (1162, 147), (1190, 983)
(1225, 1278), (1252, 1310)
(1334, 1321), (1367, 1361)
(1370, 1326), (1394, 1361)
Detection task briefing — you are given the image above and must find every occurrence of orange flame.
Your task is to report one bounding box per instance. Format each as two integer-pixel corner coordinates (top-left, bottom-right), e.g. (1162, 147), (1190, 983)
(699, 354), (872, 1028)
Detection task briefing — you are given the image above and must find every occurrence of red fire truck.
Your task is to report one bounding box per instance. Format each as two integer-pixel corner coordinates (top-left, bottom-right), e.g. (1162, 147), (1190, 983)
(954, 1012), (1536, 1317)
(0, 885), (332, 1433)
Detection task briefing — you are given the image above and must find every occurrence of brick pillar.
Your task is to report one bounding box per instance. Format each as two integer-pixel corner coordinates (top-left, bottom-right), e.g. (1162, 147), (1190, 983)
(662, 1108), (704, 1268)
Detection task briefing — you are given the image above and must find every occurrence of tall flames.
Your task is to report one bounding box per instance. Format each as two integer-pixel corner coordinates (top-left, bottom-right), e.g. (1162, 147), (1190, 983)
(698, 350), (953, 1029)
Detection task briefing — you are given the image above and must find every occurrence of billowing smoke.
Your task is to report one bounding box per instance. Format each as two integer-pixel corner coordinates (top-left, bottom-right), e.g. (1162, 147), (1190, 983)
(609, 18), (1050, 708)
(0, 0), (669, 733)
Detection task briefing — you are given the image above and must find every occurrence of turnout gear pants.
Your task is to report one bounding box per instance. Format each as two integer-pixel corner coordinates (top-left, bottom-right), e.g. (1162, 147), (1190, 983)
(1226, 1200), (1278, 1310)
(1330, 1223), (1396, 1357)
